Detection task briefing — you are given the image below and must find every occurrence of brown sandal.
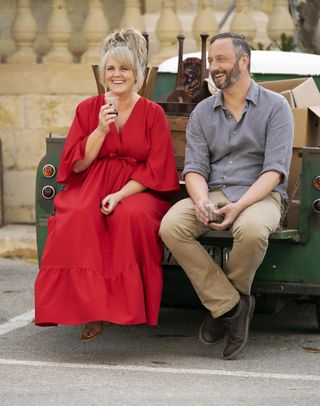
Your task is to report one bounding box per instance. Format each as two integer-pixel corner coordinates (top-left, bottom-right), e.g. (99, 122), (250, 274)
(80, 321), (104, 342)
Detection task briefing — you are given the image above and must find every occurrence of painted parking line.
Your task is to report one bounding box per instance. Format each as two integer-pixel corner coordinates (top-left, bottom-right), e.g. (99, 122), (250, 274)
(0, 310), (34, 336)
(0, 358), (320, 382)
(1, 310), (319, 383)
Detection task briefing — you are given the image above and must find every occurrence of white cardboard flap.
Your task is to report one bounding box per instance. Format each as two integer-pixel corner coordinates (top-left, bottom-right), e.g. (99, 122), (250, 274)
(292, 78), (320, 108)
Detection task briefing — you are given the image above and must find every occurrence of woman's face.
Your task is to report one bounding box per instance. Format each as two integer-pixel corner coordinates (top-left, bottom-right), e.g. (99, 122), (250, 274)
(104, 56), (136, 97)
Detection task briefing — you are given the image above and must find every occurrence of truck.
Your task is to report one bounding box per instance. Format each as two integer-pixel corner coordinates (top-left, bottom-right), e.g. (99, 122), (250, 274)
(35, 48), (320, 326)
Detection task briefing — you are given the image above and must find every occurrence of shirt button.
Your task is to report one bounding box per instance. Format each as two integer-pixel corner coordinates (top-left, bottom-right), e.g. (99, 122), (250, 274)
(233, 131), (237, 134)
(229, 161), (232, 164)
(228, 115), (232, 119)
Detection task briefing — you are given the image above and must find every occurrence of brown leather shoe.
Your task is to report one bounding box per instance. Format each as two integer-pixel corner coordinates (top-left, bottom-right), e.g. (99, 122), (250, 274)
(199, 314), (225, 345)
(223, 294), (255, 360)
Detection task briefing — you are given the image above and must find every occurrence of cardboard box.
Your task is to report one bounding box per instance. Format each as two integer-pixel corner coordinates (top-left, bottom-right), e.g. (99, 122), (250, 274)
(281, 90), (295, 108)
(291, 78), (320, 107)
(259, 77), (320, 227)
(291, 107), (320, 148)
(260, 77), (320, 148)
(259, 77), (320, 108)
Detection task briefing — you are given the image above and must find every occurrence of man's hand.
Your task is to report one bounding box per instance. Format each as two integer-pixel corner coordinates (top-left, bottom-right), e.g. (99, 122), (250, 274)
(208, 202), (242, 230)
(195, 200), (211, 225)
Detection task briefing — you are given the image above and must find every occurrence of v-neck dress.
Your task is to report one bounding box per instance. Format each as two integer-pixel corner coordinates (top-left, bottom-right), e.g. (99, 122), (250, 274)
(34, 95), (180, 327)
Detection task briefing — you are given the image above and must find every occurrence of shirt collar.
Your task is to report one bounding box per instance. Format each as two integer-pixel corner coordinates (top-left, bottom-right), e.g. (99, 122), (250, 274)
(213, 79), (259, 110)
(213, 91), (223, 110)
(245, 80), (259, 106)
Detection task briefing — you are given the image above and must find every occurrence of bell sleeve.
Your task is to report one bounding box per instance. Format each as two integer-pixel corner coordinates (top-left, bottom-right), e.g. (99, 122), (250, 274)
(57, 99), (93, 186)
(131, 103), (180, 194)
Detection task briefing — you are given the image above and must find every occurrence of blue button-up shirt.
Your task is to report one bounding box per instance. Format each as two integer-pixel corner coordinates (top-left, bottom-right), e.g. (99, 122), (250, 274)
(183, 80), (294, 202)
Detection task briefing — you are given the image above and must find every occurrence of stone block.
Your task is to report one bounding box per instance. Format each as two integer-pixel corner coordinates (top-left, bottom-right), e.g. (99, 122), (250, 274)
(0, 65), (97, 95)
(0, 96), (24, 128)
(15, 129), (47, 170)
(25, 94), (85, 130)
(0, 224), (37, 259)
(0, 129), (16, 169)
(4, 205), (36, 224)
(3, 170), (36, 217)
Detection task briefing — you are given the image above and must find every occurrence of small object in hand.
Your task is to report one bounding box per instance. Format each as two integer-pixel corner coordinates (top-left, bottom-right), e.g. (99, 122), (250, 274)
(105, 94), (119, 116)
(204, 203), (224, 224)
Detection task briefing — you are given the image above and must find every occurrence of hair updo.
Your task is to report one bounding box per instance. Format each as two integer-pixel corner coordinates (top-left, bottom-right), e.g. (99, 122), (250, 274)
(99, 28), (147, 92)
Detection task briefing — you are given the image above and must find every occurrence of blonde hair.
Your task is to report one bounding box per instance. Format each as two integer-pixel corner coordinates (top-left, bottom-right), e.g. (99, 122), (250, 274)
(99, 29), (147, 92)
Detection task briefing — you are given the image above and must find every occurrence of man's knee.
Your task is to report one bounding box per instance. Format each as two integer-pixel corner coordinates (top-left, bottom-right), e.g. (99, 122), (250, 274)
(233, 222), (270, 245)
(159, 209), (178, 244)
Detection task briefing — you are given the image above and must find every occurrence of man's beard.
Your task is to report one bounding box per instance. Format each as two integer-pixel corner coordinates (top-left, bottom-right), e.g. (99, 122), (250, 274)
(211, 59), (241, 90)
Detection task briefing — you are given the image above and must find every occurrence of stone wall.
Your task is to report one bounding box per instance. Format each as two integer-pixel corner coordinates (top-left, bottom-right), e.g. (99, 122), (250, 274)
(0, 63), (96, 223)
(0, 0), (296, 225)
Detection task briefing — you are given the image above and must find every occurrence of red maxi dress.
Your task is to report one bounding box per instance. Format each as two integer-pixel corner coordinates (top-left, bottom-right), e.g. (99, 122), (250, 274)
(35, 95), (180, 327)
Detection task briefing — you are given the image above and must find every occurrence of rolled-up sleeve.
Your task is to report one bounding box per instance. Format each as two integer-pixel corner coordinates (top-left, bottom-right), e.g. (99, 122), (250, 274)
(183, 109), (211, 180)
(261, 96), (294, 185)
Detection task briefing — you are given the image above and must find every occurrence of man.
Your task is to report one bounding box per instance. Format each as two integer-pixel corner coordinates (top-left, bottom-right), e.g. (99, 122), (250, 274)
(160, 32), (294, 360)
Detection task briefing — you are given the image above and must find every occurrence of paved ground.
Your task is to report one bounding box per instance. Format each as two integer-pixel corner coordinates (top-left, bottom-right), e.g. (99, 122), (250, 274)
(1, 257), (320, 406)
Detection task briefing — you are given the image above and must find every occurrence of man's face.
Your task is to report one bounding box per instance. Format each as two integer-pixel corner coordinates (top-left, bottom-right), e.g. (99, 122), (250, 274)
(208, 38), (244, 90)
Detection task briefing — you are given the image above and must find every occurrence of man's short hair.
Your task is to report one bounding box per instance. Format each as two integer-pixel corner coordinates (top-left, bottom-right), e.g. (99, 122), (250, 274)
(210, 32), (251, 72)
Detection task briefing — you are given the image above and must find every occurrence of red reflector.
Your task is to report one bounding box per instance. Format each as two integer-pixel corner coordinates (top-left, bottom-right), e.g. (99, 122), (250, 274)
(313, 199), (320, 213)
(42, 186), (56, 200)
(313, 176), (320, 190)
(42, 164), (56, 178)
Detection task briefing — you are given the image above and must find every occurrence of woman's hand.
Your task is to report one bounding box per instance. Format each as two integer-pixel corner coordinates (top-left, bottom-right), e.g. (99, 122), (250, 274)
(100, 181), (146, 216)
(100, 192), (123, 215)
(72, 102), (119, 174)
(97, 104), (118, 135)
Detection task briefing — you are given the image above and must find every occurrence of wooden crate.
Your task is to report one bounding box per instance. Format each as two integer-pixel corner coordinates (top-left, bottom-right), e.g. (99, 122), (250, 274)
(166, 115), (188, 178)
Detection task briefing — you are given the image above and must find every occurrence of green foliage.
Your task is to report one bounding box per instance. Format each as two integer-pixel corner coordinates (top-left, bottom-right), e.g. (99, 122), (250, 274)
(274, 33), (297, 52)
(251, 33), (297, 53)
(251, 42), (273, 51)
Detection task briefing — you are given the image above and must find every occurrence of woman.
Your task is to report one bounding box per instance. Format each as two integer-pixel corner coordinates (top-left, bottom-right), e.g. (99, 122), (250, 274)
(34, 29), (180, 341)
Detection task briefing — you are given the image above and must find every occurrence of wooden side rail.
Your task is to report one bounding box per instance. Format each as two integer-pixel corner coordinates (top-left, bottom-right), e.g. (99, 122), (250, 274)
(201, 229), (300, 242)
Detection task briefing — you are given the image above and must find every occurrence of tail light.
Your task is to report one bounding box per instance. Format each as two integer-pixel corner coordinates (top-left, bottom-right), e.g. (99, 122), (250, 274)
(42, 164), (56, 178)
(42, 185), (56, 199)
(313, 176), (320, 190)
(313, 199), (320, 214)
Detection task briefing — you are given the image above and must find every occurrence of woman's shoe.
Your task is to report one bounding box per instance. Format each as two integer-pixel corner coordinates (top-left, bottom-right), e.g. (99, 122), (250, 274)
(80, 321), (104, 342)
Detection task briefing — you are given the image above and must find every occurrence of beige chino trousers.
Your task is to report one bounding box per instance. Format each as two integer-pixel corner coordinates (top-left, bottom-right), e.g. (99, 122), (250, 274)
(160, 190), (282, 318)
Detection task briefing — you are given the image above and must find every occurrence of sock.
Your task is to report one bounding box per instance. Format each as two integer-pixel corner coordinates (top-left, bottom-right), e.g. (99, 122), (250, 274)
(223, 302), (239, 318)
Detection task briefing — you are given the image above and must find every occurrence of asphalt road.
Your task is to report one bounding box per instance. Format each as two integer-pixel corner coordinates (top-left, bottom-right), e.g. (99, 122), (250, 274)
(1, 257), (320, 406)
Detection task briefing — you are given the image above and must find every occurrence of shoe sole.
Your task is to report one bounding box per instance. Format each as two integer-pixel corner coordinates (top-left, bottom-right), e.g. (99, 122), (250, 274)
(223, 296), (256, 360)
